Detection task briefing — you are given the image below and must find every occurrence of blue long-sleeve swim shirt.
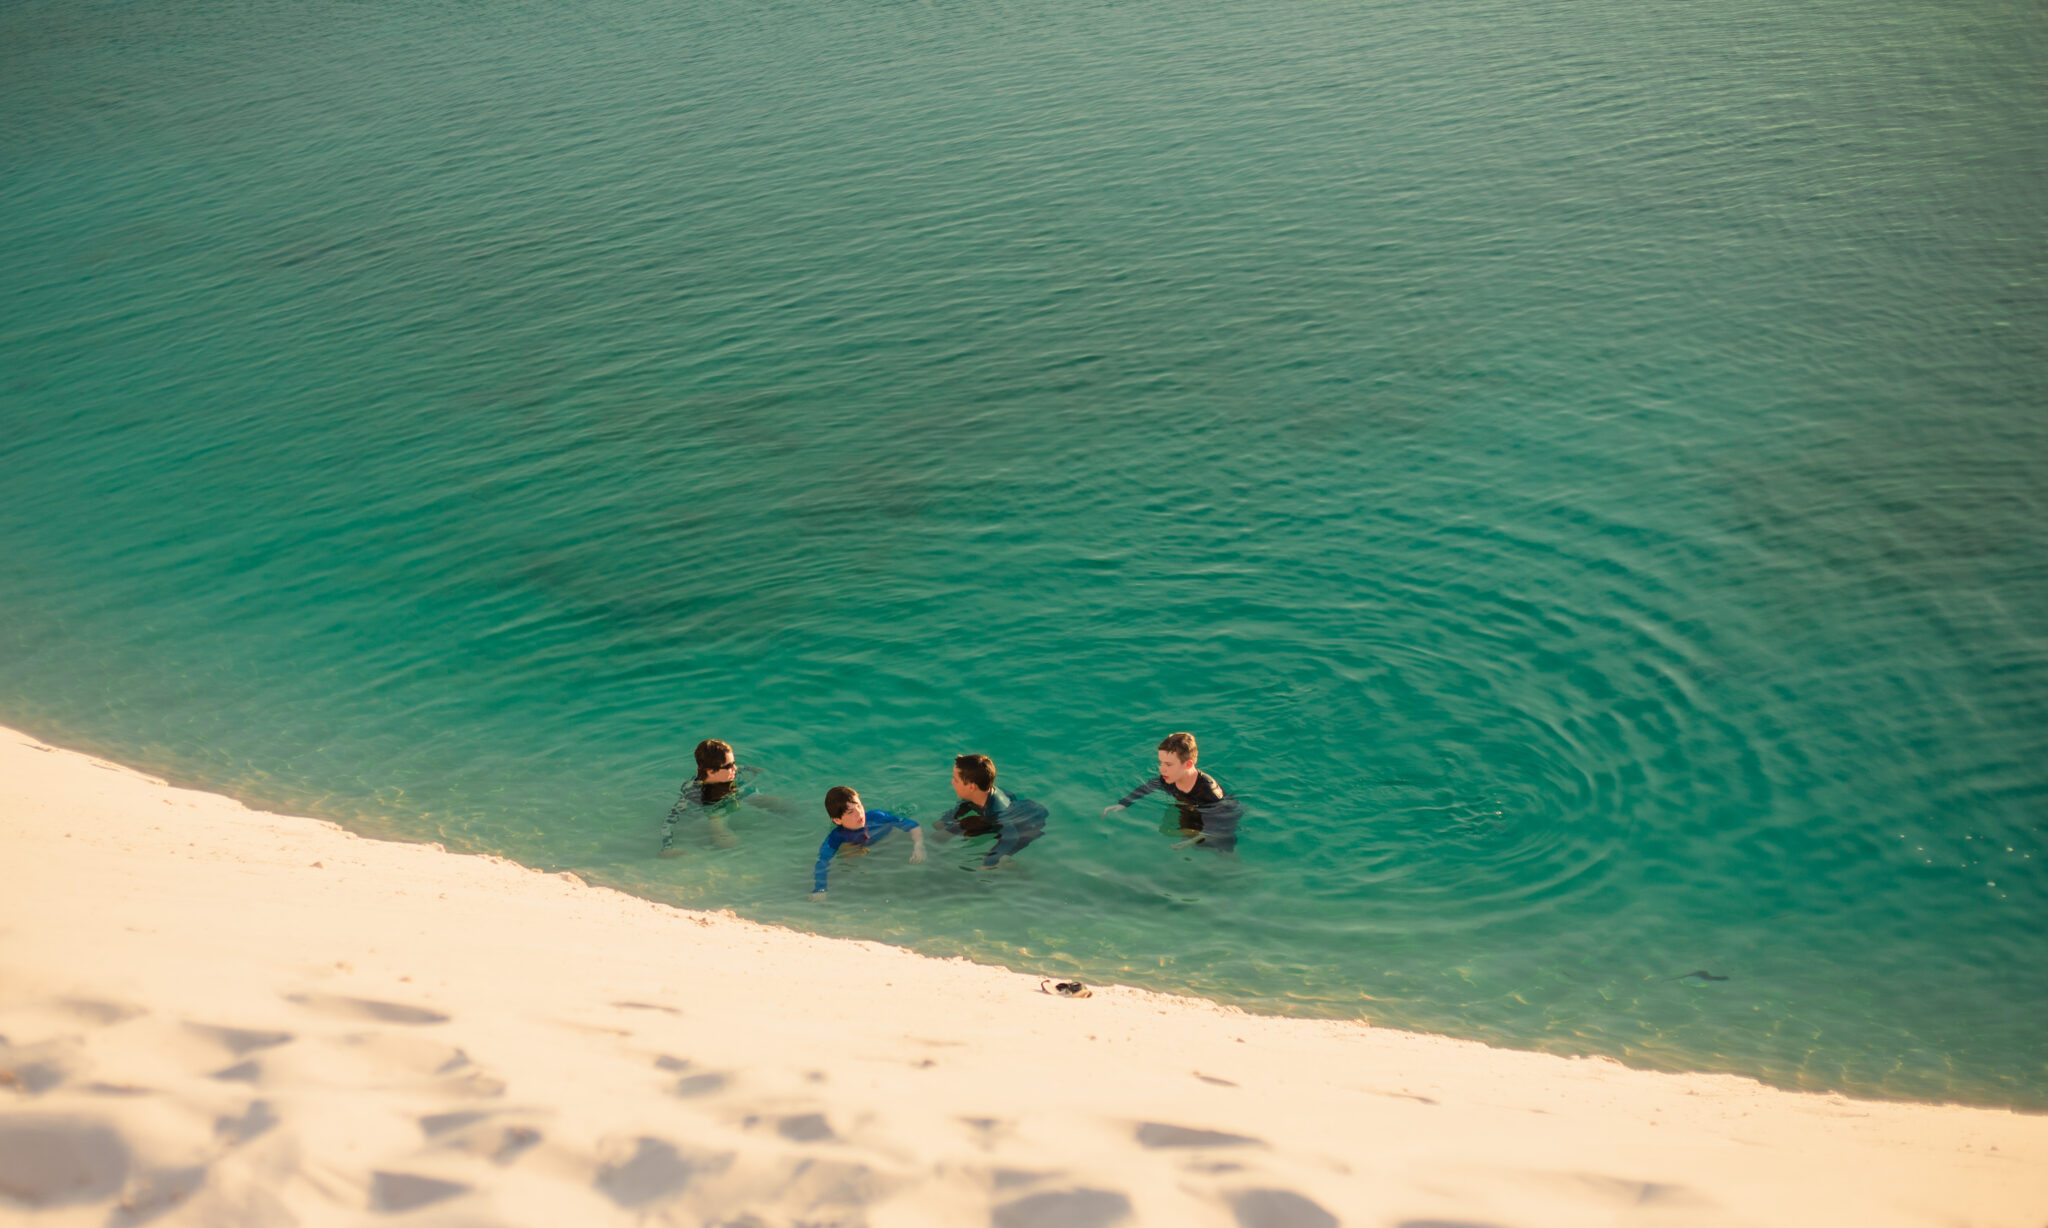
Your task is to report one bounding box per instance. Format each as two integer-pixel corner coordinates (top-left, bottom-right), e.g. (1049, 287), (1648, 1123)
(813, 810), (919, 892)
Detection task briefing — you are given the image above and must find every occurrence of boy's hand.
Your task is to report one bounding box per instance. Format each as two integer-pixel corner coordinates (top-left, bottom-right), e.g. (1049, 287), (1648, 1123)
(1101, 804), (1126, 820)
(809, 889), (828, 902)
(909, 831), (927, 864)
(909, 846), (927, 865)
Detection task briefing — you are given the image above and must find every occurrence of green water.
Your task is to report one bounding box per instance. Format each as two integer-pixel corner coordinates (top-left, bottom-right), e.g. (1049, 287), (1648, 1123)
(4, 0), (2045, 1108)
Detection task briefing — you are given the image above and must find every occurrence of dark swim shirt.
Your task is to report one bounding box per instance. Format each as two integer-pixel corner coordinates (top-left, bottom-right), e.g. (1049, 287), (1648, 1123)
(660, 764), (759, 852)
(938, 785), (1049, 867)
(1116, 771), (1243, 849)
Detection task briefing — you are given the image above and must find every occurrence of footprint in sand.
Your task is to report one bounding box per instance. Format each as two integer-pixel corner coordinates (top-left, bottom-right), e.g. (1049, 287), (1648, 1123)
(108, 1164), (207, 1226)
(671, 1072), (730, 1098)
(368, 1170), (469, 1213)
(993, 1188), (1133, 1228)
(146, 1020), (292, 1084)
(0, 1115), (130, 1208)
(0, 1024), (110, 1098)
(745, 1155), (894, 1219)
(1569, 1173), (1704, 1207)
(594, 1136), (731, 1208)
(959, 1116), (1014, 1149)
(1229, 1187), (1340, 1228)
(775, 1112), (836, 1143)
(417, 1110), (543, 1165)
(282, 993), (449, 1025)
(185, 1023), (293, 1056)
(213, 1100), (279, 1146)
(1134, 1122), (1264, 1149)
(419, 1109), (492, 1138)
(0, 1052), (67, 1096)
(57, 999), (147, 1027)
(209, 1060), (262, 1084)
(326, 1033), (506, 1098)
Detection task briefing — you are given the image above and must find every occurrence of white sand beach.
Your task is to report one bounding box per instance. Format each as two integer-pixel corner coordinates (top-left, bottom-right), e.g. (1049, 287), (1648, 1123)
(2, 722), (2043, 1227)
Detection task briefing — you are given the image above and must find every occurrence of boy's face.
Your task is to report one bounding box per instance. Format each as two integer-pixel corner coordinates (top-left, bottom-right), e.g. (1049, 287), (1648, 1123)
(950, 768), (972, 800)
(1158, 749), (1196, 781)
(833, 795), (867, 828)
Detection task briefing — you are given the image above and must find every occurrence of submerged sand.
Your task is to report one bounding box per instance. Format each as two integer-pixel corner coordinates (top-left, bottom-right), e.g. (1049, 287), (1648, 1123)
(1, 723), (2042, 1226)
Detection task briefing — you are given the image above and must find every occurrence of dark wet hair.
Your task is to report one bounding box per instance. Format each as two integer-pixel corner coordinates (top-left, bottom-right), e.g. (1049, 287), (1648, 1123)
(694, 739), (735, 781)
(953, 754), (996, 791)
(1158, 732), (1197, 762)
(824, 785), (860, 818)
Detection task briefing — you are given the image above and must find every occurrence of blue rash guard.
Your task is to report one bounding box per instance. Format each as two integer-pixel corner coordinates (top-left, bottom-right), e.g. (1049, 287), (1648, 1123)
(936, 786), (1049, 867)
(813, 810), (919, 892)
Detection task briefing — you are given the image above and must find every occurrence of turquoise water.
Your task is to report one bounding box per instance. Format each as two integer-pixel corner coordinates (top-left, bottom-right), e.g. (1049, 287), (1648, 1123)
(4, 0), (2045, 1108)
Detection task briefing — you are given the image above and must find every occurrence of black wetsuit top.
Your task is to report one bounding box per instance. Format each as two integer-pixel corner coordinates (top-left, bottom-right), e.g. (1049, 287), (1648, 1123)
(936, 785), (1049, 866)
(660, 765), (757, 852)
(1116, 771), (1242, 850)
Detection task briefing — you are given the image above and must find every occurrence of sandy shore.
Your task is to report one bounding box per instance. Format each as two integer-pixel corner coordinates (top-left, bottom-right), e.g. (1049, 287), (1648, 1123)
(2, 724), (2043, 1227)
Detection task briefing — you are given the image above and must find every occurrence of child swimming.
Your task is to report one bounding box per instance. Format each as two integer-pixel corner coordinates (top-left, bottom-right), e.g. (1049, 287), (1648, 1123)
(811, 785), (925, 899)
(932, 754), (1049, 868)
(1102, 732), (1242, 851)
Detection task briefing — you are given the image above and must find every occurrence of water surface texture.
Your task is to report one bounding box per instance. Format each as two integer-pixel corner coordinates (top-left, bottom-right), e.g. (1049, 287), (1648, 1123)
(4, 0), (2045, 1106)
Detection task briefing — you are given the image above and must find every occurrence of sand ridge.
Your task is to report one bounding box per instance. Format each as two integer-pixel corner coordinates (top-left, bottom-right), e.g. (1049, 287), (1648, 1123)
(2, 724), (2044, 1226)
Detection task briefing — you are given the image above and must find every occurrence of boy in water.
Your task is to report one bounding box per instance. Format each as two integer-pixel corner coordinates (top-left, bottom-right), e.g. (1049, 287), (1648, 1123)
(1102, 732), (1242, 852)
(811, 786), (925, 900)
(660, 738), (792, 855)
(933, 754), (1049, 868)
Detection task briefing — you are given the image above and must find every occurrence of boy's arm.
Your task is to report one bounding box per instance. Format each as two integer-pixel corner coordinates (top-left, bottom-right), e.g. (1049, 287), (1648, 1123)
(812, 831), (840, 895)
(929, 801), (967, 840)
(982, 798), (1046, 866)
(872, 811), (926, 864)
(1103, 776), (1160, 818)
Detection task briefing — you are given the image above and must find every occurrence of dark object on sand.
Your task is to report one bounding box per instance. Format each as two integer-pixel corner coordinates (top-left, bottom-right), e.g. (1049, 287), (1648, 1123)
(1040, 980), (1092, 999)
(1676, 970), (1729, 983)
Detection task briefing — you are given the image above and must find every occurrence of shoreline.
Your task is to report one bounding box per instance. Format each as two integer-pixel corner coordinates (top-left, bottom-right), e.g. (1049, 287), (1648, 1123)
(3, 722), (2044, 1226)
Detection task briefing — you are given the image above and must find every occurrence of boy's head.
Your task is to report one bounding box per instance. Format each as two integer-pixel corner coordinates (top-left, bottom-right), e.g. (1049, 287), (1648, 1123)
(951, 754), (996, 799)
(1156, 732), (1198, 778)
(694, 739), (737, 781)
(824, 785), (866, 828)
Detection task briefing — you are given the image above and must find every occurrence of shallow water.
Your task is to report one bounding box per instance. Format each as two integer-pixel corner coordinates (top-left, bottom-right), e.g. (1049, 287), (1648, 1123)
(3, 0), (2045, 1107)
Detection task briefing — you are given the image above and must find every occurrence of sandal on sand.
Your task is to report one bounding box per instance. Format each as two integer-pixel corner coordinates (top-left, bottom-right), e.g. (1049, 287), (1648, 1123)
(1040, 979), (1092, 998)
